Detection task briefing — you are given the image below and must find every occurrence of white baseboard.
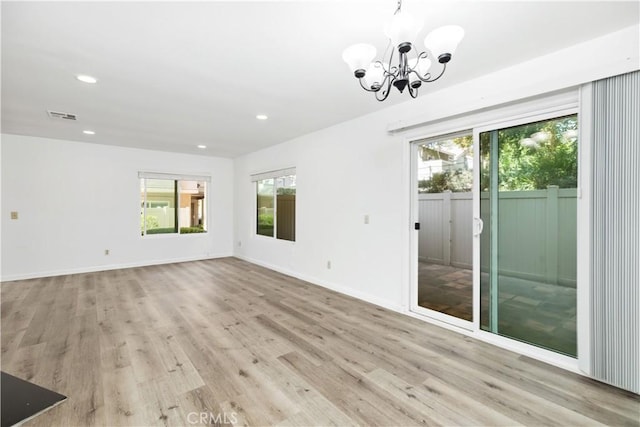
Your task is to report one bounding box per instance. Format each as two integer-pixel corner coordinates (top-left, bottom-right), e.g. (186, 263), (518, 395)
(234, 254), (405, 314)
(0, 253), (234, 282)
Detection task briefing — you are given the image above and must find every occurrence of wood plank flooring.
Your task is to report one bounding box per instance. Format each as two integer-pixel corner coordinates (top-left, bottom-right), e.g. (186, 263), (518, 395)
(1, 258), (638, 426)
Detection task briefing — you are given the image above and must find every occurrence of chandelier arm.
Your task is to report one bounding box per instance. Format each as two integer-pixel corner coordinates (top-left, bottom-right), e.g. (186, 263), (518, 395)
(409, 84), (419, 99)
(409, 69), (432, 83)
(358, 77), (380, 93)
(380, 72), (393, 88)
(405, 52), (430, 75)
(407, 52), (448, 83)
(380, 38), (394, 69)
(394, 0), (402, 15)
(375, 88), (390, 102)
(374, 59), (394, 78)
(416, 52), (430, 74)
(375, 76), (394, 102)
(420, 62), (447, 83)
(386, 44), (396, 75)
(359, 48), (397, 95)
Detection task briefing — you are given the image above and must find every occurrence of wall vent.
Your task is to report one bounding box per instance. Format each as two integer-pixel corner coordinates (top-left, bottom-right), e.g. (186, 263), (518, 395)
(47, 110), (77, 121)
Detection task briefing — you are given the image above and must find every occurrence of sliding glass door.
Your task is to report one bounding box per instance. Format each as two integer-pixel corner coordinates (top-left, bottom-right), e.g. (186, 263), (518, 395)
(478, 114), (578, 356)
(413, 133), (474, 327)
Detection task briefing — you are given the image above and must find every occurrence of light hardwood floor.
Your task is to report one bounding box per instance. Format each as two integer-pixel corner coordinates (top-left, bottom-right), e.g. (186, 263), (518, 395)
(1, 258), (638, 426)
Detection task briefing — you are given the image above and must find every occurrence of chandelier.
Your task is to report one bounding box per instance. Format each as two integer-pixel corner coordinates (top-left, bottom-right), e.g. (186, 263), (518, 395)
(342, 1), (464, 102)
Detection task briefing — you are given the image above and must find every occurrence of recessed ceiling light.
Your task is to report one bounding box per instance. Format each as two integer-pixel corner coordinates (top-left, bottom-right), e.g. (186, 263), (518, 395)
(76, 74), (98, 84)
(83, 130), (95, 135)
(256, 114), (268, 120)
(197, 145), (207, 149)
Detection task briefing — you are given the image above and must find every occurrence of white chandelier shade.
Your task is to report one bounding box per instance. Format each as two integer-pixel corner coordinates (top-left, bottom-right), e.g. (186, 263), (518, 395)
(342, 43), (377, 74)
(424, 25), (465, 61)
(384, 9), (423, 47)
(342, 1), (464, 101)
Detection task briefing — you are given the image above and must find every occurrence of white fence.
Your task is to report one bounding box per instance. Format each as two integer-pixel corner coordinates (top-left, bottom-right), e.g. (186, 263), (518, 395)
(419, 187), (577, 286)
(144, 207), (192, 228)
(419, 192), (473, 269)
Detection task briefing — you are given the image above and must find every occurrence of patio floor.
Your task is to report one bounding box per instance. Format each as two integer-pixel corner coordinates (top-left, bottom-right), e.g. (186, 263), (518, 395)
(418, 262), (577, 356)
(418, 262), (473, 321)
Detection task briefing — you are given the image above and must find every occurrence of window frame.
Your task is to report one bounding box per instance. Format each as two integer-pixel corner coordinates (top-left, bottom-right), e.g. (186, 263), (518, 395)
(252, 168), (296, 242)
(139, 172), (210, 237)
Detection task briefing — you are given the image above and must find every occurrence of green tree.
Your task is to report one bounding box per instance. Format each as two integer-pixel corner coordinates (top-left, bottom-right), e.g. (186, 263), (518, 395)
(419, 135), (473, 193)
(480, 115), (577, 191)
(421, 116), (577, 194)
(419, 170), (472, 193)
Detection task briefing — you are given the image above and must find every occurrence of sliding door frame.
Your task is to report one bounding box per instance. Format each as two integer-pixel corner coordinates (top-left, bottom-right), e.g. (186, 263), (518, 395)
(472, 106), (579, 370)
(405, 89), (586, 374)
(409, 131), (474, 332)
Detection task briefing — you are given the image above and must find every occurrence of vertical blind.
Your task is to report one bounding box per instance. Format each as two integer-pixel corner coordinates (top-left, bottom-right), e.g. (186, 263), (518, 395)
(590, 70), (640, 394)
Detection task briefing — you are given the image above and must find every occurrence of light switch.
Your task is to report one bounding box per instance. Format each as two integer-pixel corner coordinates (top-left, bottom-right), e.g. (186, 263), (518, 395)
(364, 214), (370, 224)
(10, 211), (18, 220)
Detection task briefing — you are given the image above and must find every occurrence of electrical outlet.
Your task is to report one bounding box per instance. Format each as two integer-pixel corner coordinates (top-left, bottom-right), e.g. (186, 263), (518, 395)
(327, 260), (331, 269)
(10, 211), (18, 220)
(104, 249), (110, 256)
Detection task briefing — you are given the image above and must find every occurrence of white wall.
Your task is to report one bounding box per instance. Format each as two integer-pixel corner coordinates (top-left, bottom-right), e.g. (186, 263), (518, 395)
(233, 25), (639, 312)
(235, 115), (406, 309)
(1, 134), (234, 280)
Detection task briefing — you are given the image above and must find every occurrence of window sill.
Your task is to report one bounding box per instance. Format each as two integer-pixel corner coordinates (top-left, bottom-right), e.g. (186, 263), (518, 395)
(141, 232), (209, 239)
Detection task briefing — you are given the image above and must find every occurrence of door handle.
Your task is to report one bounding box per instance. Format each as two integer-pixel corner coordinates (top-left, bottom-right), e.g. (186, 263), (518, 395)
(474, 218), (484, 236)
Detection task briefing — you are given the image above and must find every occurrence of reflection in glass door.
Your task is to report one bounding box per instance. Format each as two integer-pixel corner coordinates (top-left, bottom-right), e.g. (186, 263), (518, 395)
(479, 114), (578, 356)
(416, 134), (474, 322)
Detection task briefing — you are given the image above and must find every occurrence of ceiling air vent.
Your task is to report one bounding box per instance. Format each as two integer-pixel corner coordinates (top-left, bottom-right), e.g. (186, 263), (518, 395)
(47, 110), (77, 121)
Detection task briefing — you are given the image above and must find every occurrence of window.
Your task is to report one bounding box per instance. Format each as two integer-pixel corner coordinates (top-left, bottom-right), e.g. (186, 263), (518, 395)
(139, 172), (209, 236)
(252, 168), (296, 242)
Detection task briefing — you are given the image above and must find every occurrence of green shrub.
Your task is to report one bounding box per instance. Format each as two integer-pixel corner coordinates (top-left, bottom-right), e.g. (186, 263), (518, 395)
(143, 226), (206, 235)
(419, 169), (473, 193)
(180, 226), (206, 234)
(145, 227), (177, 235)
(140, 215), (160, 233)
(258, 213), (274, 226)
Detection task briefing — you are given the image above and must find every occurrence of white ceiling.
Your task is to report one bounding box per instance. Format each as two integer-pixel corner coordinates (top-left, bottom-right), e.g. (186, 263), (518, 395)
(2, 1), (638, 157)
